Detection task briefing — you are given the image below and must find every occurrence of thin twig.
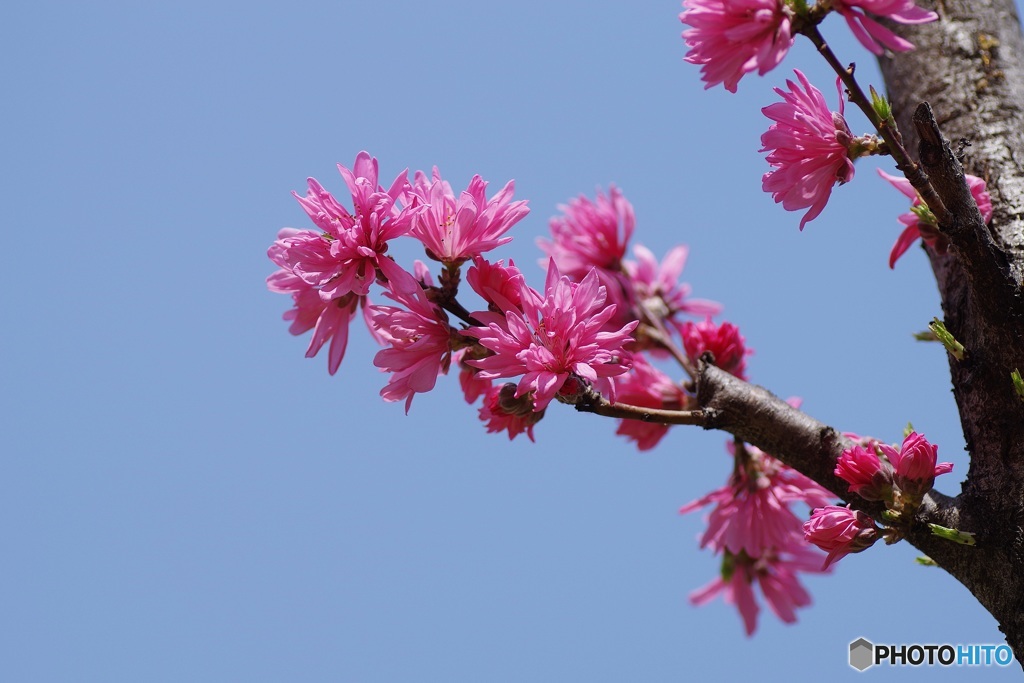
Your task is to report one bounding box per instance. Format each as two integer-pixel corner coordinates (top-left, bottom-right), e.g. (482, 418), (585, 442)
(574, 393), (713, 425)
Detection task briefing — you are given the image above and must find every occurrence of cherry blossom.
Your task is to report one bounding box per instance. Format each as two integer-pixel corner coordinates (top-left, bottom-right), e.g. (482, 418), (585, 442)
(538, 186), (635, 279)
(680, 0), (794, 93)
(465, 256), (525, 314)
(833, 0), (939, 55)
(625, 244), (722, 327)
(464, 264), (637, 412)
(371, 267), (455, 412)
(406, 168), (529, 266)
(878, 169), (993, 268)
(288, 151), (417, 298)
(761, 71), (855, 230)
(680, 442), (833, 559)
(690, 544), (829, 636)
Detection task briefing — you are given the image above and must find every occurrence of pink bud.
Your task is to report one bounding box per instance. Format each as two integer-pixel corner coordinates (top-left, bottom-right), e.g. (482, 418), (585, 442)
(835, 444), (894, 501)
(804, 505), (880, 568)
(876, 432), (953, 499)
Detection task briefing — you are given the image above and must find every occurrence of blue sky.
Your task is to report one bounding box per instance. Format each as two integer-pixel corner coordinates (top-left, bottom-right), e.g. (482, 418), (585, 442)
(3, 1), (1017, 680)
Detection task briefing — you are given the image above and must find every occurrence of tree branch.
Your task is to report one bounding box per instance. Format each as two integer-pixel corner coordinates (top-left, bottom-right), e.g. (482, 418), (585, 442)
(573, 392), (713, 425)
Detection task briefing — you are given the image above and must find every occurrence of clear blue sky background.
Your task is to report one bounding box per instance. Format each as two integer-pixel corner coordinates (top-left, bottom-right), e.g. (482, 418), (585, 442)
(3, 1), (1018, 680)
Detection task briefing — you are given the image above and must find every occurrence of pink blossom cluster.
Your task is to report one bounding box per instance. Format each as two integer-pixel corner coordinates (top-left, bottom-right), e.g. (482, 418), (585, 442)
(836, 431), (952, 503)
(268, 155), (670, 439)
(267, 152), (531, 411)
(537, 185), (753, 450)
(679, 0), (794, 93)
(267, 159), (752, 451)
(681, 437), (836, 635)
(267, 0), (982, 646)
(803, 431), (953, 566)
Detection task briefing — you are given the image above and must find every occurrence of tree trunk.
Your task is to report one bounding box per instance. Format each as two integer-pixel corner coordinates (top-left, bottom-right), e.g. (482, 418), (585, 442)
(873, 0), (1024, 660)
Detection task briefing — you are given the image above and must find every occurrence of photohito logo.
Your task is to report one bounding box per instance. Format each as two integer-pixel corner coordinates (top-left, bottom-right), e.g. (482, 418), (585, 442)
(848, 637), (1015, 671)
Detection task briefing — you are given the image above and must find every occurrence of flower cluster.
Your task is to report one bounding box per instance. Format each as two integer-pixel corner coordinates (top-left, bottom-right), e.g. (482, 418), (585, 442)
(267, 152), (531, 406)
(538, 186), (742, 449)
(269, 156), (733, 443)
(803, 431), (953, 566)
(681, 438), (835, 635)
(270, 5), (976, 628)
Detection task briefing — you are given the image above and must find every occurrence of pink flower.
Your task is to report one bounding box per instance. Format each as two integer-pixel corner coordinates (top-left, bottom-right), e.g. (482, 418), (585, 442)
(835, 444), (894, 501)
(288, 151), (417, 299)
(478, 383), (545, 441)
(624, 244), (722, 324)
(833, 0), (938, 55)
(465, 256), (525, 313)
(690, 544), (828, 636)
(611, 356), (690, 451)
(878, 169), (993, 268)
(680, 317), (750, 380)
(803, 505), (881, 568)
(761, 71), (855, 230)
(406, 168), (529, 266)
(464, 264), (638, 412)
(268, 228), (344, 293)
(266, 266), (369, 375)
(680, 442), (834, 558)
(371, 267), (454, 412)
(680, 0), (794, 93)
(877, 432), (953, 498)
(267, 152), (423, 374)
(538, 186), (635, 279)
(454, 348), (493, 405)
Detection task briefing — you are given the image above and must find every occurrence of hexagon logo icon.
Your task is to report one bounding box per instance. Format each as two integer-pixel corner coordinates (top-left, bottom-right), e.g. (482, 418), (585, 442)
(850, 637), (874, 671)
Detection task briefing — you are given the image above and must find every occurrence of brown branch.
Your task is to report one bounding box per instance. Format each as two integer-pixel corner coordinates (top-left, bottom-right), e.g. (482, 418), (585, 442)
(573, 392), (712, 426)
(911, 102), (1024, 320)
(692, 362), (963, 547)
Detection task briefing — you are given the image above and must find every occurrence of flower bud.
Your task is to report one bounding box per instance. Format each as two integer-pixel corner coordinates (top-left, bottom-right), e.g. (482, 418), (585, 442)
(804, 505), (880, 568)
(877, 432), (953, 500)
(835, 444), (894, 501)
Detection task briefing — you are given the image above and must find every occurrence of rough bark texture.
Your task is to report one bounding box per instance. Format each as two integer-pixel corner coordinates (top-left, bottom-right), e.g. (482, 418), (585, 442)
(688, 0), (1024, 659)
(877, 0), (1024, 660)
